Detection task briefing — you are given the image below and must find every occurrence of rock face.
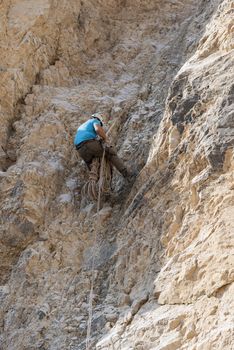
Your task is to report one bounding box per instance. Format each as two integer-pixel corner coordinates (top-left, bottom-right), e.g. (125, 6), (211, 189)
(0, 0), (233, 349)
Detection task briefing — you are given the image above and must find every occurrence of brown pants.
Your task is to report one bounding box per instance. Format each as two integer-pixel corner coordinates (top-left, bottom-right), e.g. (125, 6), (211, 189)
(77, 140), (128, 177)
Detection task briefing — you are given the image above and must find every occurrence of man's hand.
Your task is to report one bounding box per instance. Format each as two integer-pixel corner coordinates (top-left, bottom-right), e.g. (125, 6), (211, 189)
(94, 124), (107, 142)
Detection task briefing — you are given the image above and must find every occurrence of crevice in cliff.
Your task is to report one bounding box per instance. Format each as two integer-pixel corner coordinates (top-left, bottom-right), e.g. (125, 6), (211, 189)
(210, 281), (233, 299)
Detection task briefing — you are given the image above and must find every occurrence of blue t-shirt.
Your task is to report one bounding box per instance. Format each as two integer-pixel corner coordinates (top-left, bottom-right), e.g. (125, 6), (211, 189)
(74, 118), (101, 146)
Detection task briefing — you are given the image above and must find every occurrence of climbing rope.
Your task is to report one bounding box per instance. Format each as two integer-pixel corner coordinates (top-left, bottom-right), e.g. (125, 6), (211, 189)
(81, 147), (112, 202)
(85, 147), (106, 350)
(84, 121), (118, 349)
(81, 158), (100, 201)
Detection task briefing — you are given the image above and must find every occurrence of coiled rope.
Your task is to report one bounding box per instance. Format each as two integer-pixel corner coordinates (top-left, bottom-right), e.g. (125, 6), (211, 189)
(81, 156), (112, 202)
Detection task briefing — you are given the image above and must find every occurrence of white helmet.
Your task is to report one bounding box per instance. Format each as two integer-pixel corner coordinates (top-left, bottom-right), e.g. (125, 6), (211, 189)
(91, 112), (104, 126)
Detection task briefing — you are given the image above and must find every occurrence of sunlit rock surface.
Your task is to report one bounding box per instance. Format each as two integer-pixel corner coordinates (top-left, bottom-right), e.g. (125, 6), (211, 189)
(0, 0), (233, 349)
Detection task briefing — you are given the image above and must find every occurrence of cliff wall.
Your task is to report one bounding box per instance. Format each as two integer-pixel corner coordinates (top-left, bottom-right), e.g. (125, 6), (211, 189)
(0, 0), (233, 349)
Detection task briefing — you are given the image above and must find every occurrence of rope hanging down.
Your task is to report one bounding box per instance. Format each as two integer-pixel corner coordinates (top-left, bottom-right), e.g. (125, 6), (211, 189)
(85, 147), (106, 350)
(85, 121), (117, 349)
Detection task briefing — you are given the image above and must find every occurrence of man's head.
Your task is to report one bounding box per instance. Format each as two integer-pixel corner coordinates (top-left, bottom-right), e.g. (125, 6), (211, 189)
(91, 113), (104, 126)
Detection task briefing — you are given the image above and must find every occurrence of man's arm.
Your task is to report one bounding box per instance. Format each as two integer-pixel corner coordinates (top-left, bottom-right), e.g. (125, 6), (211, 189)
(94, 124), (107, 142)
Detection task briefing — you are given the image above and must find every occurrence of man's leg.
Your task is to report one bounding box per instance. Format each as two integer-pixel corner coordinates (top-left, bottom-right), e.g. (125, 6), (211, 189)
(78, 140), (103, 169)
(78, 141), (132, 179)
(104, 145), (129, 178)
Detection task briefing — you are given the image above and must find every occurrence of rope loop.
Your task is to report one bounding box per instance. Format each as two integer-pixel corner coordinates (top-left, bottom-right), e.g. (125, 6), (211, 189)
(81, 154), (112, 203)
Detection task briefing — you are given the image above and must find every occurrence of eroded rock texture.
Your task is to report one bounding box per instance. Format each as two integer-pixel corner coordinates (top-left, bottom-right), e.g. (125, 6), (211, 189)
(0, 0), (233, 349)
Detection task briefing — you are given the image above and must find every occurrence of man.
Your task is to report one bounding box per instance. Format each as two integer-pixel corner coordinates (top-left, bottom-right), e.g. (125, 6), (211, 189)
(74, 114), (133, 180)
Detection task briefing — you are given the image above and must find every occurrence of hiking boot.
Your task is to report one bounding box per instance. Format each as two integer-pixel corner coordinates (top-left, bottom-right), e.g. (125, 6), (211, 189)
(120, 167), (138, 183)
(126, 170), (138, 184)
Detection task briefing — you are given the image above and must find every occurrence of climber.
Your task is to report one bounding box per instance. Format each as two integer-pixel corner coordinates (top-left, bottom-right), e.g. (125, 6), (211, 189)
(74, 113), (134, 180)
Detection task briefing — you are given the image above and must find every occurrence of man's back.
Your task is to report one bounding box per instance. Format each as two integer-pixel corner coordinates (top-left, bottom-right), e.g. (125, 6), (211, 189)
(74, 119), (101, 146)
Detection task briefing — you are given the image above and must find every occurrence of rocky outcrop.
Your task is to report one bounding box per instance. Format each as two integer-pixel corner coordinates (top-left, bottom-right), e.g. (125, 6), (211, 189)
(0, 0), (233, 349)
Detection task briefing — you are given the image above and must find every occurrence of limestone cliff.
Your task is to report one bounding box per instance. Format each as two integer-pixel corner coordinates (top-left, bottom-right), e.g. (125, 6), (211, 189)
(0, 0), (233, 349)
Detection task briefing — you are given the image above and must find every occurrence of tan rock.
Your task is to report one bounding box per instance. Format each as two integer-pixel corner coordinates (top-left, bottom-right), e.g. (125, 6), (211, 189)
(0, 0), (234, 350)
